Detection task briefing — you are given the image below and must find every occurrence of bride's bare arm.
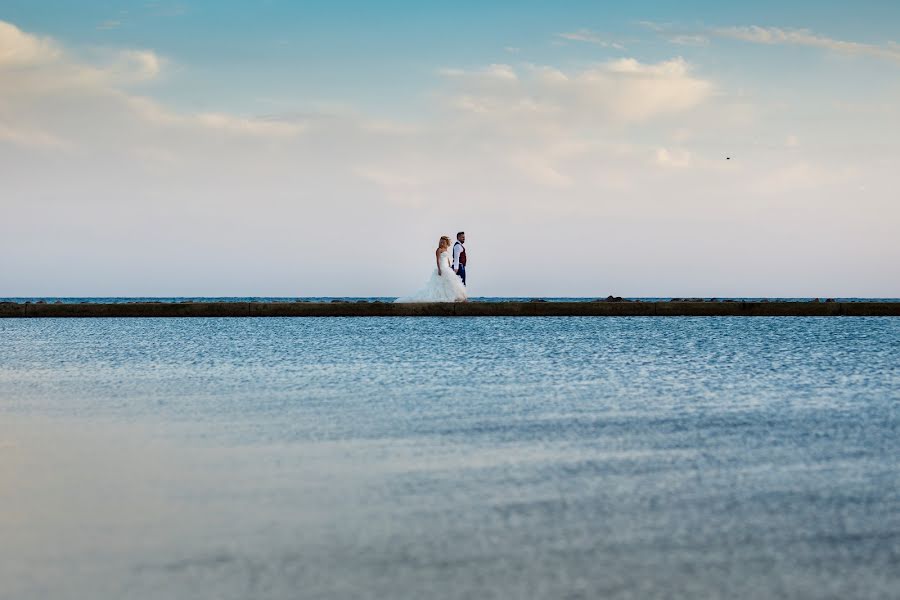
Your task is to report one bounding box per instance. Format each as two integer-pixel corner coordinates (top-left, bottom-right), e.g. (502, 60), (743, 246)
(436, 248), (442, 276)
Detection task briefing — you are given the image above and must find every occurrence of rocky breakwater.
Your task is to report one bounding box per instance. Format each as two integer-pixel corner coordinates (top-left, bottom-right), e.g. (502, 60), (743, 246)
(1, 300), (898, 317)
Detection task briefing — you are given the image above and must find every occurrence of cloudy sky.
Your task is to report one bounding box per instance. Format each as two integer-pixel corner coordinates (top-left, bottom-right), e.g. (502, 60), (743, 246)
(2, 0), (898, 297)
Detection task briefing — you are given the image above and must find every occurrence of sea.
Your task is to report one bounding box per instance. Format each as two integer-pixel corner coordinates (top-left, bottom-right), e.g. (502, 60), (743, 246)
(1, 303), (898, 599)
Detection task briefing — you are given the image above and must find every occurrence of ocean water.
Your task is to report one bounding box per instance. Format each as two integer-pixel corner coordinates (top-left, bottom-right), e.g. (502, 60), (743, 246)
(1, 317), (898, 599)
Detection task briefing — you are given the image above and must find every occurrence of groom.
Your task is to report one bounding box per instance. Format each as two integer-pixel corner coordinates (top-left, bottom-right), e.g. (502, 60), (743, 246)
(452, 231), (467, 285)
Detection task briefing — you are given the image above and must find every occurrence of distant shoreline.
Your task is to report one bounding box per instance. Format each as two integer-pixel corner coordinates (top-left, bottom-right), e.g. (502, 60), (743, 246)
(2, 300), (898, 318)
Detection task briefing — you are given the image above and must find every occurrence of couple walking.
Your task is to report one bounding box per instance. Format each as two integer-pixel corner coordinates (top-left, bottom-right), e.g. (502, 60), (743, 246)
(395, 232), (468, 303)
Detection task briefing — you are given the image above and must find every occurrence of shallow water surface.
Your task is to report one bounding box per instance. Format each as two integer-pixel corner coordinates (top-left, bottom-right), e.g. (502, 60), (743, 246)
(1, 317), (898, 599)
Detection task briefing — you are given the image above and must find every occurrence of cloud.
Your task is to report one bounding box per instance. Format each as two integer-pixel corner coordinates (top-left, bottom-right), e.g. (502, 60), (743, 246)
(637, 21), (667, 33)
(0, 19), (306, 147)
(669, 34), (709, 46)
(441, 58), (713, 124)
(0, 20), (61, 66)
(557, 30), (625, 49)
(114, 49), (163, 81)
(714, 26), (900, 63)
(0, 20), (166, 94)
(440, 63), (517, 81)
(97, 20), (122, 31)
(644, 21), (900, 64)
(0, 122), (71, 149)
(431, 58), (715, 187)
(655, 147), (692, 168)
(121, 96), (308, 138)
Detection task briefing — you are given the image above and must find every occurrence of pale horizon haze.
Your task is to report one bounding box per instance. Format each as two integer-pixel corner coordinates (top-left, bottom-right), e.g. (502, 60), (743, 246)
(2, 0), (898, 297)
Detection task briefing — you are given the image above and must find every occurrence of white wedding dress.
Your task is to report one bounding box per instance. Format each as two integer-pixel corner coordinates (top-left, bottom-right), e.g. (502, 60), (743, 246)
(395, 250), (467, 303)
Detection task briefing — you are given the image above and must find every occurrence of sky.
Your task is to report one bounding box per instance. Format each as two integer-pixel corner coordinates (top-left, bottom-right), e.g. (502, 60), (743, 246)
(1, 0), (898, 297)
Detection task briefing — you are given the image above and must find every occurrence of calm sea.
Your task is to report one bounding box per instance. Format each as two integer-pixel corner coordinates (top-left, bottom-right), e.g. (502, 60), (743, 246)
(1, 316), (898, 599)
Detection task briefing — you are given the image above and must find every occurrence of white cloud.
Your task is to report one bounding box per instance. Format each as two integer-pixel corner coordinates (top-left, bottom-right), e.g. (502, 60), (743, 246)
(97, 20), (122, 31)
(0, 20), (61, 66)
(669, 34), (709, 46)
(716, 26), (895, 61)
(651, 22), (900, 64)
(440, 63), (517, 81)
(0, 20), (166, 95)
(637, 21), (667, 33)
(441, 58), (713, 124)
(558, 30), (625, 49)
(0, 122), (71, 149)
(0, 19), (306, 146)
(656, 147), (692, 168)
(114, 49), (163, 81)
(484, 63), (517, 80)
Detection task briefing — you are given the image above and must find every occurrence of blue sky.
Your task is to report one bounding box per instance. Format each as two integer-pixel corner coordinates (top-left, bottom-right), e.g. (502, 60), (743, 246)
(1, 1), (898, 295)
(6, 0), (900, 115)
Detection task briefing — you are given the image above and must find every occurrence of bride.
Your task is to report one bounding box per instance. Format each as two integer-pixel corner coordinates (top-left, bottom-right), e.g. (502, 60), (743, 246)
(395, 236), (467, 303)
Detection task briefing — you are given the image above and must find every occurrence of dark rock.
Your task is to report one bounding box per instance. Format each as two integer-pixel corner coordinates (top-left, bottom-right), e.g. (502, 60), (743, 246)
(811, 298), (820, 303)
(4, 300), (899, 318)
(36, 300), (46, 304)
(605, 295), (628, 302)
(825, 298), (836, 303)
(529, 298), (548, 302)
(331, 299), (347, 303)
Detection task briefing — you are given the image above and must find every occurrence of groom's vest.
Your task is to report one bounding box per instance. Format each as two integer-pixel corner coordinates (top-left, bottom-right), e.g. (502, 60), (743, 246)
(454, 242), (467, 267)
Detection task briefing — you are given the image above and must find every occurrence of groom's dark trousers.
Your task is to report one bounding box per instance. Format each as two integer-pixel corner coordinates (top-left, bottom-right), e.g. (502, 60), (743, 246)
(457, 265), (466, 286)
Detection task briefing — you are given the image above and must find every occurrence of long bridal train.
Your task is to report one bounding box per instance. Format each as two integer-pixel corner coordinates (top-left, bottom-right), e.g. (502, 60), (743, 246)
(395, 249), (467, 303)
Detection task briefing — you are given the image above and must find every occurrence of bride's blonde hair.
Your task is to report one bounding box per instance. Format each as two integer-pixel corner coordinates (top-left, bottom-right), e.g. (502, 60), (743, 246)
(438, 236), (451, 248)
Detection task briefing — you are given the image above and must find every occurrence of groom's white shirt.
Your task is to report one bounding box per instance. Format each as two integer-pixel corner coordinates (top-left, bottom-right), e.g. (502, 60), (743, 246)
(452, 241), (465, 271)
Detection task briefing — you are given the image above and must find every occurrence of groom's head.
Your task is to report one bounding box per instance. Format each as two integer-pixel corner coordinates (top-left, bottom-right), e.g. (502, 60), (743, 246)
(457, 231), (465, 243)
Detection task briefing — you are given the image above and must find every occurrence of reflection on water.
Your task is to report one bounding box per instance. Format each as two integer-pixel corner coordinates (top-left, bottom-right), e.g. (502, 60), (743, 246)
(1, 317), (898, 599)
